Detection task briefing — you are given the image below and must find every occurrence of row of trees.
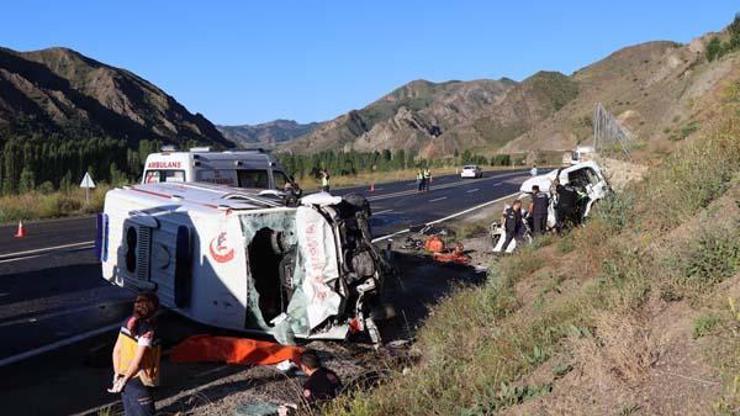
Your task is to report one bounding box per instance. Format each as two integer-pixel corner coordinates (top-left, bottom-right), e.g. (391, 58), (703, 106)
(0, 131), (520, 195)
(277, 149), (517, 179)
(0, 134), (167, 195)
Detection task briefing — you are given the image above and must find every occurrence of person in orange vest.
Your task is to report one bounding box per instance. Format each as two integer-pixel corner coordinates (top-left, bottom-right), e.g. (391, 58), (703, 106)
(109, 293), (161, 416)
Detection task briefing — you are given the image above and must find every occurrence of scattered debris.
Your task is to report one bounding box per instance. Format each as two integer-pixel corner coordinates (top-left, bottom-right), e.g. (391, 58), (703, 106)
(432, 242), (471, 265)
(424, 235), (445, 253)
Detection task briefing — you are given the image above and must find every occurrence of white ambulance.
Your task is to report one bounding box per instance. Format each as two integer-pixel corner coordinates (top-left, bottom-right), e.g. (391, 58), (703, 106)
(141, 147), (291, 191)
(96, 182), (389, 344)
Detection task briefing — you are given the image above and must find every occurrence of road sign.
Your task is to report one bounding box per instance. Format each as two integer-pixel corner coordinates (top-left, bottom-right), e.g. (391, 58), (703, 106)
(80, 172), (95, 204)
(80, 172), (96, 189)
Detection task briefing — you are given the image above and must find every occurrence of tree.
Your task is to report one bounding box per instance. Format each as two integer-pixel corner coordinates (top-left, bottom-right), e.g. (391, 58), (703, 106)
(18, 167), (35, 193)
(706, 37), (722, 62)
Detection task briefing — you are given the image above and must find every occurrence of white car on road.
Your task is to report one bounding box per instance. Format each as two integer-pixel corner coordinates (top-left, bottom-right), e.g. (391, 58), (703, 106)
(460, 165), (482, 179)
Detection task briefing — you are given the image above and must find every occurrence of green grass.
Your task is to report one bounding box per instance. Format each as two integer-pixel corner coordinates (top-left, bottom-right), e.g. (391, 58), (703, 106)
(693, 313), (721, 338)
(0, 186), (111, 224)
(322, 83), (740, 415)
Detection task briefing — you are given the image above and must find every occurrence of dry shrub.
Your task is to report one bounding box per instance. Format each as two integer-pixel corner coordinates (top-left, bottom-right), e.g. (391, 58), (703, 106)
(570, 311), (662, 386)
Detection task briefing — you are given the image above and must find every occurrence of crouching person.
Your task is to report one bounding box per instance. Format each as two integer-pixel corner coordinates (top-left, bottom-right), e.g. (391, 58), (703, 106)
(279, 350), (342, 415)
(110, 293), (161, 416)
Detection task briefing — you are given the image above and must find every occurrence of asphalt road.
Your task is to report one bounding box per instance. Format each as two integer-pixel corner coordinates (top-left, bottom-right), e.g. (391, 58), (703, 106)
(0, 168), (532, 414)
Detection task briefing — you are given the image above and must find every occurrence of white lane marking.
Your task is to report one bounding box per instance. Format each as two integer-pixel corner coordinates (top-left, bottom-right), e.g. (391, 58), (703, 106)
(466, 188), (480, 193)
(0, 244), (95, 264)
(0, 253), (45, 265)
(374, 209), (394, 215)
(492, 183), (502, 187)
(0, 240), (95, 260)
(366, 170), (523, 202)
(0, 301), (129, 328)
(372, 191), (519, 243)
(429, 196), (448, 202)
(0, 322), (121, 368)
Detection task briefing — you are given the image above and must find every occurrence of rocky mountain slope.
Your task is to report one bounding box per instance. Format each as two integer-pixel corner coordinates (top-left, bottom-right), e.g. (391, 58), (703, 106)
(0, 46), (231, 147)
(281, 77), (543, 158)
(281, 72), (582, 158)
(217, 119), (320, 148)
(499, 37), (740, 156)
(281, 27), (738, 160)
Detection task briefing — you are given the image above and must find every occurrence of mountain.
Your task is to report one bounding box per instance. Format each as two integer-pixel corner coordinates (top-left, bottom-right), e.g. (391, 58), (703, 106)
(282, 26), (739, 159)
(0, 46), (231, 147)
(498, 37), (740, 156)
(280, 74), (581, 158)
(217, 119), (320, 148)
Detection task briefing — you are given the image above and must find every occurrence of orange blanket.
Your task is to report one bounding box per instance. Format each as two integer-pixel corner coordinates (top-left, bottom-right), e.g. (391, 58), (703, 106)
(170, 334), (303, 365)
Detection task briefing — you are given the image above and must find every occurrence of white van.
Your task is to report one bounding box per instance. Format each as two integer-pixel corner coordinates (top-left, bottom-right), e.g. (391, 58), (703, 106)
(96, 182), (389, 344)
(520, 160), (610, 227)
(142, 147), (291, 191)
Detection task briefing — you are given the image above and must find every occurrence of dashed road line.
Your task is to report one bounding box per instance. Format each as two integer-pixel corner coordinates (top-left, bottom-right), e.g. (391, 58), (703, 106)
(374, 209), (394, 215)
(466, 188), (480, 193)
(429, 196), (448, 202)
(372, 191), (519, 243)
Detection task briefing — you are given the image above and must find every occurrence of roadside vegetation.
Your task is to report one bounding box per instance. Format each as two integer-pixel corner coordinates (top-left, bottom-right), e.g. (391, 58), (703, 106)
(0, 186), (111, 224)
(323, 82), (740, 415)
(705, 14), (740, 62)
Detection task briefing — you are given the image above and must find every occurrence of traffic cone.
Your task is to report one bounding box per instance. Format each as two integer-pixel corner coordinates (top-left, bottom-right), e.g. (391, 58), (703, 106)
(14, 220), (26, 238)
(369, 183), (375, 192)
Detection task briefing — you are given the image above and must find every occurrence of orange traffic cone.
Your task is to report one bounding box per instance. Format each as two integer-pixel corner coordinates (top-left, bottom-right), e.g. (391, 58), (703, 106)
(369, 183), (375, 192)
(14, 220), (26, 238)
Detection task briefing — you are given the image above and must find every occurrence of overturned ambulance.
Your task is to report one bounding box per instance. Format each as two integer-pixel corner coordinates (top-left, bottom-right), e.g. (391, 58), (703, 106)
(97, 182), (389, 344)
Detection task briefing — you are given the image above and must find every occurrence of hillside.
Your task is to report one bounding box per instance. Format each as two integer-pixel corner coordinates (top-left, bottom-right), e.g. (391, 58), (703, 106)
(0, 46), (230, 147)
(324, 74), (740, 416)
(281, 77), (539, 158)
(499, 37), (740, 157)
(217, 119), (320, 148)
(280, 29), (738, 161)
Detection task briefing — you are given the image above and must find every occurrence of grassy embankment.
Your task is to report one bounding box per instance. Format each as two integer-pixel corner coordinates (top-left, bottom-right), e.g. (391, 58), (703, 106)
(324, 83), (740, 414)
(0, 186), (111, 224)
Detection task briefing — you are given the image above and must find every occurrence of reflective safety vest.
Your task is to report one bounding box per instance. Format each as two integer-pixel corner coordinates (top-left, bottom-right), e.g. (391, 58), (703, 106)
(115, 317), (161, 387)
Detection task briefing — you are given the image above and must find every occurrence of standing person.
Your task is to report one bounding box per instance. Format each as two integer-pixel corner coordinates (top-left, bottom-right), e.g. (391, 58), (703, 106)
(530, 164), (538, 176)
(320, 169), (330, 192)
(555, 180), (579, 231)
(416, 168), (425, 192)
(499, 199), (523, 253)
(110, 293), (161, 416)
(528, 185), (549, 235)
(423, 167), (431, 192)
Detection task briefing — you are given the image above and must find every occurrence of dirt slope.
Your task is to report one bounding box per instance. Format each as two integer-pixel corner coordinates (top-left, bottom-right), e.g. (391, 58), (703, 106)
(0, 46), (230, 147)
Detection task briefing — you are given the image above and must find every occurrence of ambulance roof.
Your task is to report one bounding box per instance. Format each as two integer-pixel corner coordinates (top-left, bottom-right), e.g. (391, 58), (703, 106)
(111, 182), (287, 214)
(146, 150), (278, 165)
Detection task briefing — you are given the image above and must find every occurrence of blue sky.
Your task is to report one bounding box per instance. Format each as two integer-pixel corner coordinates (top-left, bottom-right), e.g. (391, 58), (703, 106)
(1, 1), (736, 125)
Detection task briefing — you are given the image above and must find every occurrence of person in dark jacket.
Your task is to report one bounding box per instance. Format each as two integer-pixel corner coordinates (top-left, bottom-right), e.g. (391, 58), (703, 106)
(300, 351), (342, 405)
(500, 199), (523, 253)
(555, 180), (581, 230)
(528, 185), (549, 235)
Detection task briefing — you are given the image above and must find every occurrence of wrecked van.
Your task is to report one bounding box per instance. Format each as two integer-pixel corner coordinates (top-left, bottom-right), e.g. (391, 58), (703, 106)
(520, 160), (610, 228)
(96, 182), (389, 344)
